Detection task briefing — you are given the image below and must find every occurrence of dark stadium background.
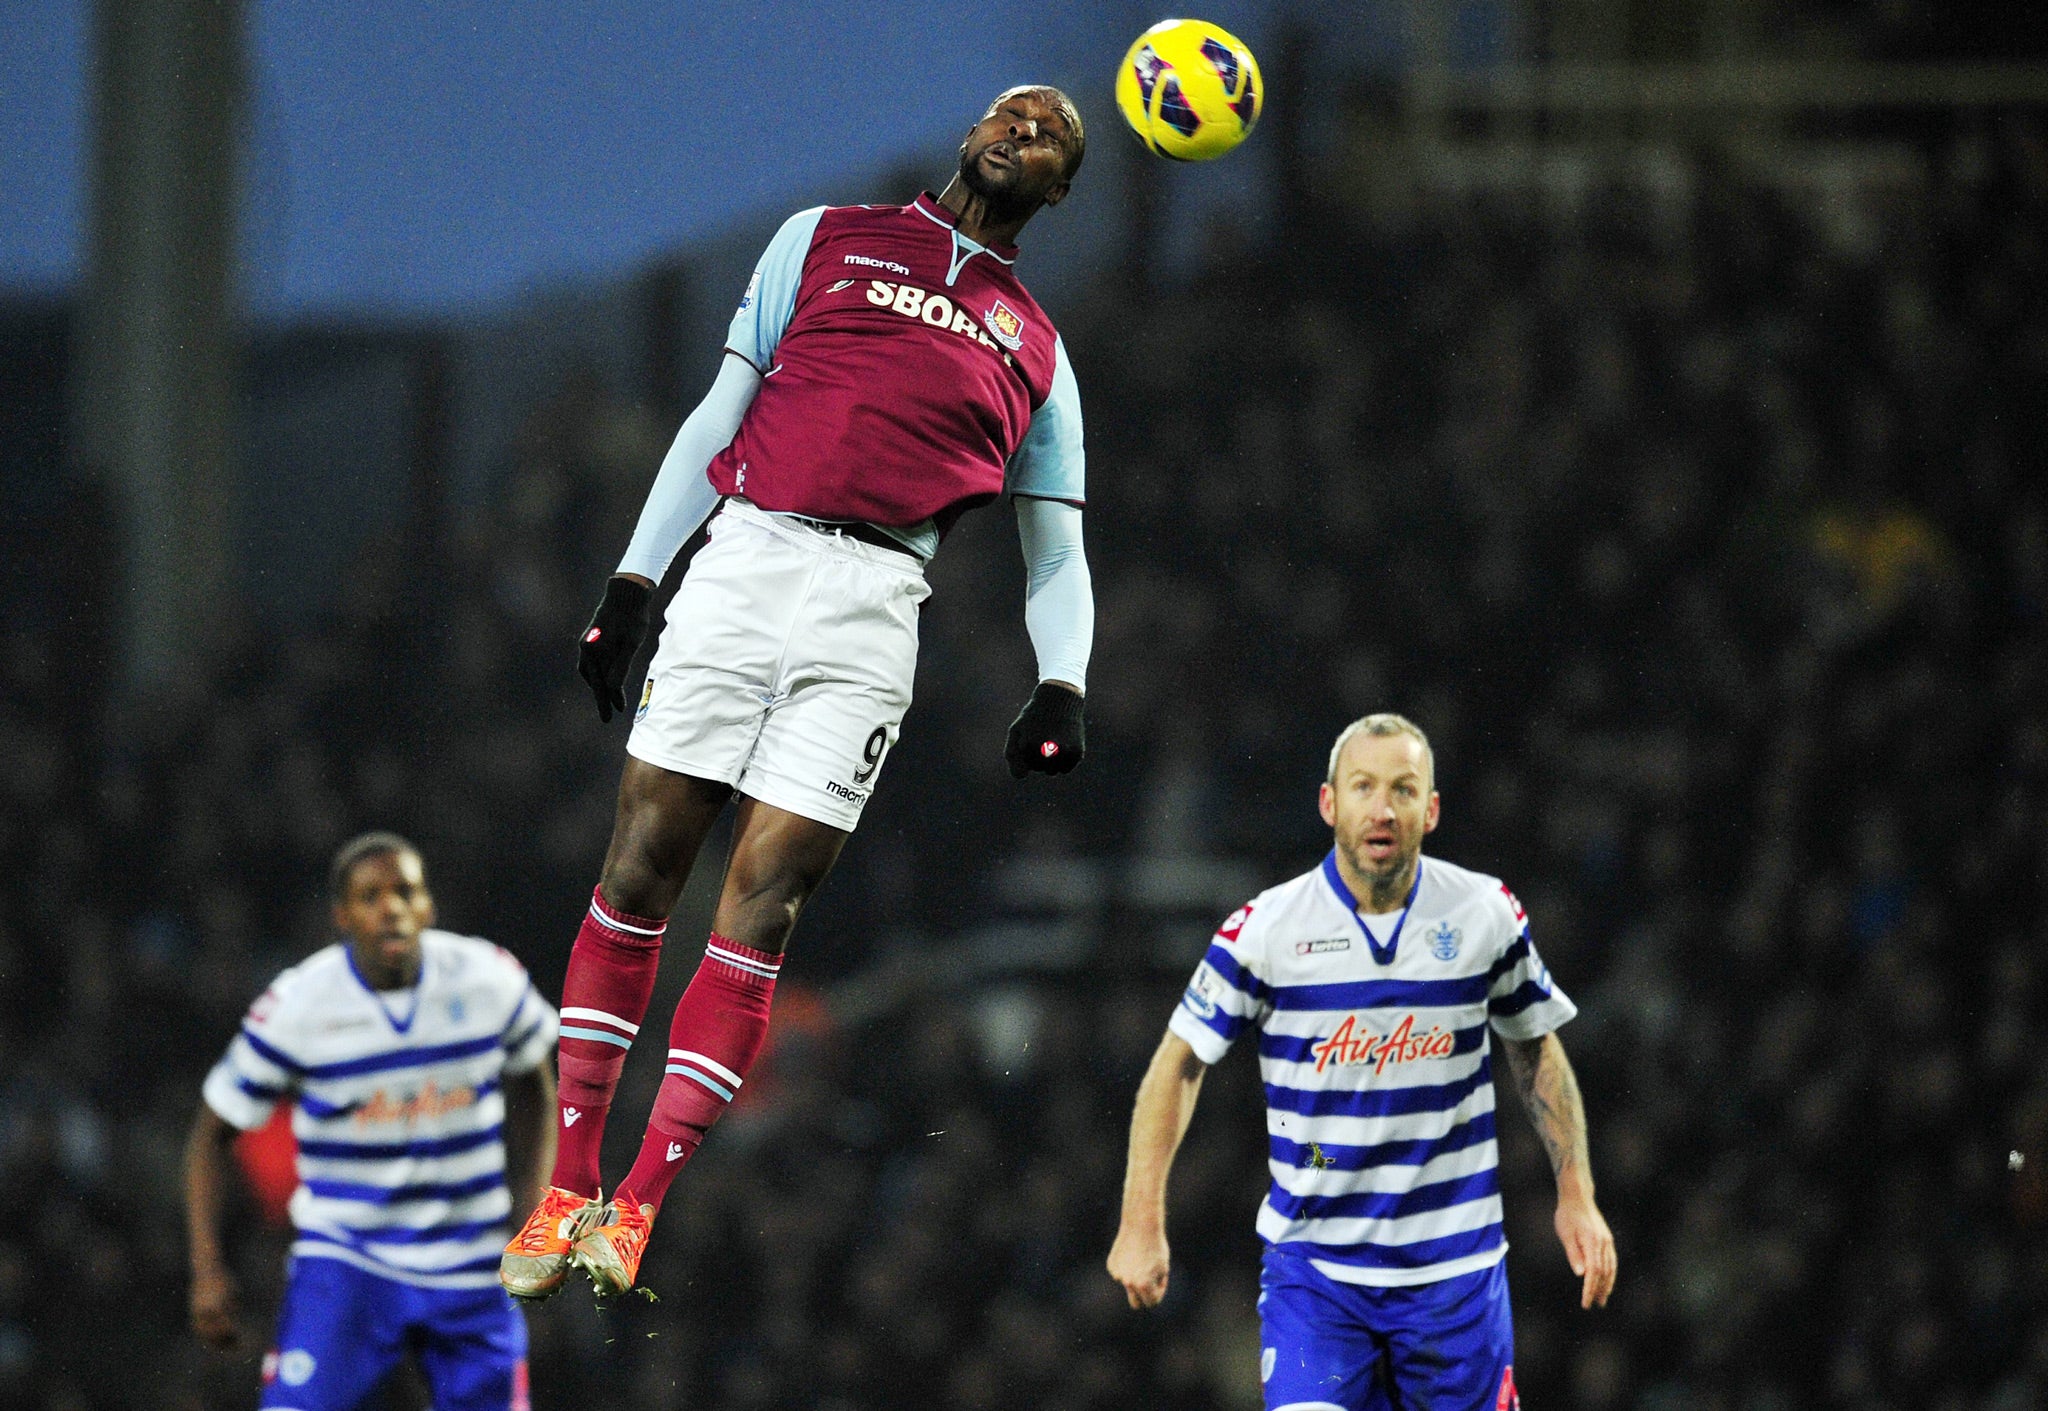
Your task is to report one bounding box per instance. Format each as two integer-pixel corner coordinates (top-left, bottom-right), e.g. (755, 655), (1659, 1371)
(4, 2), (2047, 1408)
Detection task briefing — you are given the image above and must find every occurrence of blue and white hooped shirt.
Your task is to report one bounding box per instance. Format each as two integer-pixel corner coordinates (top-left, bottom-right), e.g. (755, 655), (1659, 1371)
(1169, 853), (1576, 1287)
(203, 931), (557, 1290)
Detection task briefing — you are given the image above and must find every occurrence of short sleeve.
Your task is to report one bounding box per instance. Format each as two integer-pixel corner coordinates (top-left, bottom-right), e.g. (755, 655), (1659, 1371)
(1004, 335), (1085, 506)
(1166, 902), (1267, 1064)
(1485, 887), (1577, 1040)
(201, 987), (302, 1131)
(500, 982), (559, 1076)
(725, 206), (826, 372)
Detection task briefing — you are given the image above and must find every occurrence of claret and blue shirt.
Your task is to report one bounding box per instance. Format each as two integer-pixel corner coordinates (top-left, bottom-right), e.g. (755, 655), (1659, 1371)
(616, 193), (1093, 690)
(711, 194), (1085, 547)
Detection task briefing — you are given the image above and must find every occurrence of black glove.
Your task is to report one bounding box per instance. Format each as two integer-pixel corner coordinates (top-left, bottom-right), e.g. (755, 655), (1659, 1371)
(1005, 682), (1086, 778)
(578, 576), (653, 722)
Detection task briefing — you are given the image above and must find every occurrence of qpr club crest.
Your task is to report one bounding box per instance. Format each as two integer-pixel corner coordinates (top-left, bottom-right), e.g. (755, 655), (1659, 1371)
(983, 299), (1026, 350)
(1428, 921), (1462, 962)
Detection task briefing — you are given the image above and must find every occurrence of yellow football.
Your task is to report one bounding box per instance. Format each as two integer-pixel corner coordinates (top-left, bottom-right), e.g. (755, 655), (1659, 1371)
(1114, 18), (1263, 161)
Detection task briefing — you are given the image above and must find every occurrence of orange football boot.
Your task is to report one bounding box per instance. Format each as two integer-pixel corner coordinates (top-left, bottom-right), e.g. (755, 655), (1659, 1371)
(499, 1186), (604, 1301)
(570, 1194), (654, 1296)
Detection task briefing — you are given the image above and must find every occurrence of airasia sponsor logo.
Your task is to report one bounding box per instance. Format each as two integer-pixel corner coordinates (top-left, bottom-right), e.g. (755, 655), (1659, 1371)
(352, 1080), (478, 1126)
(1310, 1013), (1456, 1075)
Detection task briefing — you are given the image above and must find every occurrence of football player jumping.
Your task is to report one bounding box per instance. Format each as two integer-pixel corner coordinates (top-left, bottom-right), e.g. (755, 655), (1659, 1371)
(501, 86), (1094, 1299)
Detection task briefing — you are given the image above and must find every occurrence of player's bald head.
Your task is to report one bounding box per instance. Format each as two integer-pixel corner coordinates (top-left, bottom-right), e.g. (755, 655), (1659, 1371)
(986, 85), (1086, 179)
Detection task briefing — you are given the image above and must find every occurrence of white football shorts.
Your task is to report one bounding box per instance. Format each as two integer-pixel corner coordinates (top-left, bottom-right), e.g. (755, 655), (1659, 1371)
(626, 498), (930, 832)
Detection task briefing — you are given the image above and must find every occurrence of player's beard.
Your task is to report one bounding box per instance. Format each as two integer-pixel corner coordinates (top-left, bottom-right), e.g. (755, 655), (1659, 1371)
(958, 144), (1036, 226)
(1343, 835), (1421, 911)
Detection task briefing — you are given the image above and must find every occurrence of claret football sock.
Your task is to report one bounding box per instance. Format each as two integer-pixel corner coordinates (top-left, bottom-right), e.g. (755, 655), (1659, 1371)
(617, 933), (780, 1214)
(551, 888), (667, 1197)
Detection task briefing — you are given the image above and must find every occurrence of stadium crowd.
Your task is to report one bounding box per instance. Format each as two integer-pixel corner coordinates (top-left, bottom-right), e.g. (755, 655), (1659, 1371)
(1, 97), (2044, 1411)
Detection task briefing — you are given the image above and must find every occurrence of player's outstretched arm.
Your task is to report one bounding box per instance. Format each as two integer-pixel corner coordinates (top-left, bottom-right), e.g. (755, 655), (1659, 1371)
(1108, 1031), (1208, 1309)
(579, 353), (763, 721)
(183, 1104), (243, 1350)
(1501, 1033), (1617, 1309)
(1005, 496), (1093, 776)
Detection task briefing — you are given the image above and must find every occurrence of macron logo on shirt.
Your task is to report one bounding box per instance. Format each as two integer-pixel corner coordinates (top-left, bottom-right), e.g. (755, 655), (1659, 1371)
(846, 253), (910, 275)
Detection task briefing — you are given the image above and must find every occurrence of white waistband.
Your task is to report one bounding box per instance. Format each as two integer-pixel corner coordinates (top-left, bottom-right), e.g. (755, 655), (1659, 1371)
(718, 498), (927, 576)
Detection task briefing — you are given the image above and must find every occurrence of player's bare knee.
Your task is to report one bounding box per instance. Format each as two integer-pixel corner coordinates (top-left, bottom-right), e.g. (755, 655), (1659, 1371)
(712, 860), (825, 952)
(596, 851), (676, 921)
(600, 762), (729, 917)
(598, 805), (692, 917)
(718, 883), (806, 952)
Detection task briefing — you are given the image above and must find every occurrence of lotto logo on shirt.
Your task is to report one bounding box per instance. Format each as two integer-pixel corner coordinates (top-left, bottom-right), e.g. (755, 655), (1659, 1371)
(1310, 1014), (1456, 1075)
(864, 281), (1006, 352)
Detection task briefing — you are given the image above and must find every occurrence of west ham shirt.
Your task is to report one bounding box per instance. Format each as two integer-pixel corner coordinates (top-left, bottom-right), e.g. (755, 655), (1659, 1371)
(203, 930), (557, 1290)
(708, 194), (1085, 546)
(1169, 853), (1576, 1287)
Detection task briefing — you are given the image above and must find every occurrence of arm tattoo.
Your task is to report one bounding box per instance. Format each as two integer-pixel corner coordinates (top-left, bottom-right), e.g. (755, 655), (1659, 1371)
(1505, 1036), (1591, 1187)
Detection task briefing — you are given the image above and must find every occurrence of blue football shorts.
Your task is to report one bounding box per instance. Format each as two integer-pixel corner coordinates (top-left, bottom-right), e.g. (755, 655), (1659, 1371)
(260, 1254), (528, 1411)
(1258, 1246), (1519, 1411)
